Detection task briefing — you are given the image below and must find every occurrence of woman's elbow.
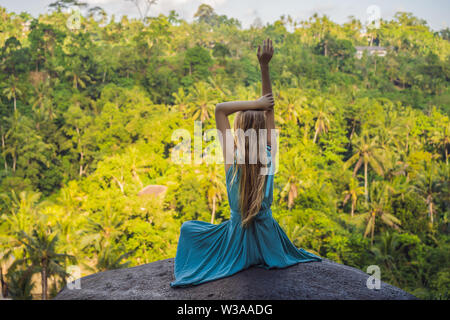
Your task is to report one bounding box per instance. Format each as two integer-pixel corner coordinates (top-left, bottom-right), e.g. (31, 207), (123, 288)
(215, 103), (223, 114)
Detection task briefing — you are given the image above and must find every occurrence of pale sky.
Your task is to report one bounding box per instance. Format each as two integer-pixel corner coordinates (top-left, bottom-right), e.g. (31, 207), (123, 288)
(1, 0), (449, 30)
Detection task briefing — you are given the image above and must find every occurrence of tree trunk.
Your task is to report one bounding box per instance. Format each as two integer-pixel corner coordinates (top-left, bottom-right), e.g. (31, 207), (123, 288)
(303, 124), (309, 143)
(370, 213), (375, 245)
(48, 103), (53, 120)
(132, 171), (143, 188)
(351, 201), (354, 217)
(0, 267), (7, 298)
(13, 96), (16, 112)
(313, 128), (319, 144)
(1, 129), (6, 172)
(428, 198), (434, 224)
(349, 119), (356, 140)
(445, 147), (448, 166)
(79, 150), (84, 176)
(41, 268), (47, 300)
(405, 131), (409, 154)
(113, 176), (124, 194)
(210, 196), (216, 224)
(364, 161), (368, 205)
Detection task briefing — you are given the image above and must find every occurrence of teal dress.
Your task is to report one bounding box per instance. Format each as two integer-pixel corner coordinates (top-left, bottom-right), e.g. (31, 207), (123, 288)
(170, 145), (321, 287)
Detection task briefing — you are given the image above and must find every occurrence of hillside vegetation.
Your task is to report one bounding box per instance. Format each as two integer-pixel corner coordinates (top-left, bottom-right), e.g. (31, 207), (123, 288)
(0, 3), (449, 299)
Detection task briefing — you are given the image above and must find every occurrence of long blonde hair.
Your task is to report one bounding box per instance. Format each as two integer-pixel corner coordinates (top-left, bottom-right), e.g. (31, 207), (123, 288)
(230, 110), (269, 228)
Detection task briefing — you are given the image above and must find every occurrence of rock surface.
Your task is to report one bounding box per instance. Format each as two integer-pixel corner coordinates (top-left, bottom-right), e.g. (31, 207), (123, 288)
(54, 258), (417, 300)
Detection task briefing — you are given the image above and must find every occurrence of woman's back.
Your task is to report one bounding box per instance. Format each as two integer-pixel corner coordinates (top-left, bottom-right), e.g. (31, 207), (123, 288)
(226, 144), (274, 224)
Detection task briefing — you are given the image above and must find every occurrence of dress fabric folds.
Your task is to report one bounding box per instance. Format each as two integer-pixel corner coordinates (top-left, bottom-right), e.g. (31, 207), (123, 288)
(170, 145), (321, 287)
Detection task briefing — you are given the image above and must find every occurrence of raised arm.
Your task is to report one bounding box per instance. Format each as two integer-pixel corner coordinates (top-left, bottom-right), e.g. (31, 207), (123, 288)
(257, 38), (275, 147)
(215, 94), (274, 173)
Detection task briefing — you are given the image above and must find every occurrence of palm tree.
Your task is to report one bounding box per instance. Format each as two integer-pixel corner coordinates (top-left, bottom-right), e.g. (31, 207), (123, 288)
(430, 121), (450, 165)
(410, 161), (442, 224)
(342, 177), (365, 217)
(1, 124), (7, 171)
(30, 78), (55, 122)
(311, 96), (334, 144)
(0, 191), (57, 300)
(437, 162), (450, 220)
(0, 191), (42, 288)
(95, 246), (133, 272)
(1, 190), (43, 236)
(357, 181), (401, 245)
(81, 201), (126, 270)
(382, 151), (412, 202)
(63, 94), (93, 177)
(65, 61), (92, 90)
(278, 88), (307, 124)
(79, 201), (134, 272)
(2, 76), (22, 112)
(299, 108), (315, 144)
(279, 160), (299, 210)
(0, 266), (8, 298)
(383, 150), (411, 180)
(235, 84), (258, 101)
(13, 228), (75, 300)
(52, 182), (90, 262)
(5, 268), (34, 300)
(346, 96), (368, 142)
(344, 132), (385, 205)
(370, 231), (402, 286)
(376, 103), (401, 150)
(208, 76), (232, 100)
(279, 216), (313, 248)
(187, 82), (218, 122)
(396, 107), (417, 155)
(127, 146), (150, 189)
(202, 164), (226, 224)
(83, 208), (124, 250)
(172, 87), (192, 117)
(279, 150), (314, 209)
(2, 112), (20, 172)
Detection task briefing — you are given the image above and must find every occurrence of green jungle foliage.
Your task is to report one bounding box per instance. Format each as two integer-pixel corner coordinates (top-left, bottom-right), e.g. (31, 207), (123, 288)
(0, 3), (449, 299)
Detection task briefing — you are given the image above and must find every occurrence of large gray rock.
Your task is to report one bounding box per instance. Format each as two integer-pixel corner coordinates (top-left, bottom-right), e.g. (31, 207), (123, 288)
(54, 258), (417, 300)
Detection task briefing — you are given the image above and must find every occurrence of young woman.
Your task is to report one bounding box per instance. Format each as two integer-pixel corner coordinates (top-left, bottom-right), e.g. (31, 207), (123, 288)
(170, 38), (321, 288)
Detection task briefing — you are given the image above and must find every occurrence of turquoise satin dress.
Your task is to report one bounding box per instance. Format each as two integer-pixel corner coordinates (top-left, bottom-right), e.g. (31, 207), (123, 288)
(170, 145), (321, 287)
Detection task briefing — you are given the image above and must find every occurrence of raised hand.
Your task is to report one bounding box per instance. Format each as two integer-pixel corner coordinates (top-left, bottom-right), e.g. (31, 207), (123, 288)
(255, 93), (274, 111)
(257, 38), (274, 66)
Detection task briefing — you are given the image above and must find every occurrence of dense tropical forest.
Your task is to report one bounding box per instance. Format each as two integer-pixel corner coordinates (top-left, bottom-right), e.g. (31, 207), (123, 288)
(0, 1), (449, 300)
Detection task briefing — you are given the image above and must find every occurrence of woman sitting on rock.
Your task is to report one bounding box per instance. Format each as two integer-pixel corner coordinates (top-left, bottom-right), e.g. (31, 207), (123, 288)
(171, 38), (321, 288)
